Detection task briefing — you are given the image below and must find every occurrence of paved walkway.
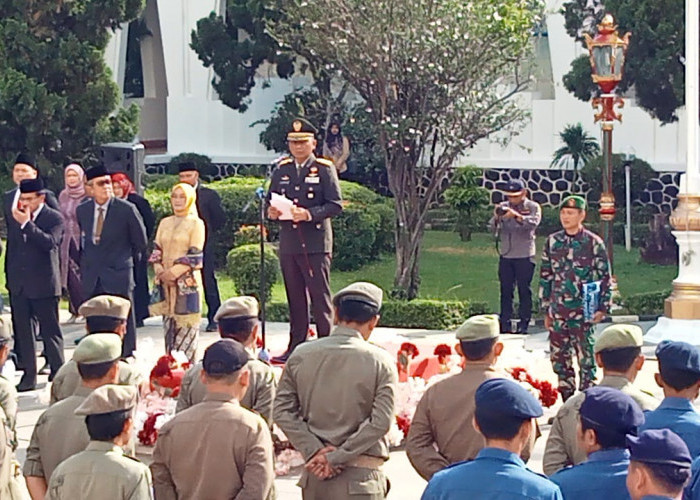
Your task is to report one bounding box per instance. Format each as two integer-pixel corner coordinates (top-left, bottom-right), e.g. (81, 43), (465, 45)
(10, 316), (671, 499)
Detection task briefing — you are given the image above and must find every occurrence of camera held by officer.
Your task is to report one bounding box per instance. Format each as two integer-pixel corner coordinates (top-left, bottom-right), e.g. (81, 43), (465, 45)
(488, 179), (542, 334)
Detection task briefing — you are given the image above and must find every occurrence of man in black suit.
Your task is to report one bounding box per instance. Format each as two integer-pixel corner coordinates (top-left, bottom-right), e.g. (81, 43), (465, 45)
(76, 165), (147, 358)
(178, 162), (226, 331)
(7, 179), (65, 391)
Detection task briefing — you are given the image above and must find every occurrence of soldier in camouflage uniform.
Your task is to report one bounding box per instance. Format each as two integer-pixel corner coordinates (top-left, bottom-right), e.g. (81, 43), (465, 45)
(539, 195), (611, 402)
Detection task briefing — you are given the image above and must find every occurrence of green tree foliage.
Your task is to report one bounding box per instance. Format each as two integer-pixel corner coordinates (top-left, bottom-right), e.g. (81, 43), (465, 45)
(271, 0), (543, 298)
(561, 0), (690, 123)
(581, 153), (656, 208)
(444, 167), (490, 242)
(0, 0), (143, 179)
(550, 123), (600, 191)
(190, 0), (295, 113)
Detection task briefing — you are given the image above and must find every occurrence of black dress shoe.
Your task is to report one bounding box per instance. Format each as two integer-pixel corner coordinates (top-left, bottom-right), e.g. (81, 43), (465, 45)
(16, 379), (37, 392)
(135, 320), (145, 328)
(38, 362), (50, 375)
(205, 323), (218, 332)
(271, 352), (291, 365)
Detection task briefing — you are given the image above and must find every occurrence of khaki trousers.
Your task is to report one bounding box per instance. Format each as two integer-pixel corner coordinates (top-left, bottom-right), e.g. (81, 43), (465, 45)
(299, 466), (389, 500)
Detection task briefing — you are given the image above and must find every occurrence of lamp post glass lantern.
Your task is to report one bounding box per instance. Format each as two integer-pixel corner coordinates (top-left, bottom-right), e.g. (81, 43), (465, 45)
(584, 14), (631, 271)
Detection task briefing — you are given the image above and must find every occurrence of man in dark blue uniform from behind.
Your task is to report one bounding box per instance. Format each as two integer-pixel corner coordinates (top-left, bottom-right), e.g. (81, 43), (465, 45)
(421, 378), (562, 499)
(267, 118), (343, 363)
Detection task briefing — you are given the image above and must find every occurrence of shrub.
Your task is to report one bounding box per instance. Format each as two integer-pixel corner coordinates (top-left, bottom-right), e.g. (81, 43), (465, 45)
(142, 174), (178, 192)
(225, 244), (279, 302)
(622, 290), (670, 316)
(265, 298), (489, 329)
(333, 204), (382, 271)
(235, 225), (268, 248)
(444, 166), (491, 241)
(580, 154), (656, 209)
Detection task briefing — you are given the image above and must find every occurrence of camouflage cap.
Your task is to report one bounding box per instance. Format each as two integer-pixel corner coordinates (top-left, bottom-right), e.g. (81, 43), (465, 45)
(560, 195), (586, 210)
(75, 384), (137, 416)
(214, 296), (259, 322)
(456, 314), (500, 341)
(78, 295), (131, 320)
(594, 324), (644, 353)
(333, 282), (383, 310)
(73, 333), (121, 364)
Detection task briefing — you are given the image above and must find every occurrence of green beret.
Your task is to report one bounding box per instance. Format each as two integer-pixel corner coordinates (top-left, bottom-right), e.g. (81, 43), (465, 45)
(594, 324), (643, 353)
(456, 314), (500, 341)
(78, 295), (131, 320)
(214, 296), (259, 322)
(560, 195), (586, 210)
(333, 282), (383, 310)
(75, 384), (137, 416)
(73, 334), (121, 364)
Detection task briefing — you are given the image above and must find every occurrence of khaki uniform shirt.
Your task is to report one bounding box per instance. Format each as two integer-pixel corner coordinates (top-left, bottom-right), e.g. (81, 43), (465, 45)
(176, 355), (277, 424)
(0, 406), (14, 499)
(0, 375), (17, 449)
(23, 385), (94, 480)
(543, 374), (659, 476)
(150, 393), (274, 500)
(46, 441), (152, 500)
(50, 360), (143, 405)
(274, 325), (398, 466)
(405, 364), (504, 480)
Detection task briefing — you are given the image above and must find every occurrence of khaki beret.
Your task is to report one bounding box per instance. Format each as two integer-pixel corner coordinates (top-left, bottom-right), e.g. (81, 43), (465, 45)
(594, 324), (643, 353)
(214, 296), (259, 323)
(73, 334), (121, 364)
(78, 295), (131, 320)
(456, 314), (500, 341)
(0, 314), (12, 344)
(333, 282), (383, 310)
(75, 384), (137, 416)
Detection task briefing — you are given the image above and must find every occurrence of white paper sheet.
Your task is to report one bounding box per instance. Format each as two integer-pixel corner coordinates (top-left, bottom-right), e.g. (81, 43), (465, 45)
(270, 192), (294, 220)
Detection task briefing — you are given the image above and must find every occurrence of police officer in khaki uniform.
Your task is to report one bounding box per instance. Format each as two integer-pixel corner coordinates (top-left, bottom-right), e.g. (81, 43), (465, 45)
(24, 334), (121, 499)
(274, 282), (398, 500)
(267, 117), (343, 363)
(176, 296), (277, 424)
(0, 315), (18, 449)
(151, 339), (274, 499)
(0, 403), (15, 500)
(406, 314), (521, 480)
(50, 295), (144, 405)
(543, 324), (658, 476)
(46, 385), (152, 500)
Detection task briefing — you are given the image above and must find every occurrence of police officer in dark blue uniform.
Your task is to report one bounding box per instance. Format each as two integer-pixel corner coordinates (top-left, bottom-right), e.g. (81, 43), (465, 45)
(267, 118), (342, 363)
(550, 386), (644, 499)
(639, 341), (700, 456)
(421, 378), (562, 500)
(626, 429), (692, 500)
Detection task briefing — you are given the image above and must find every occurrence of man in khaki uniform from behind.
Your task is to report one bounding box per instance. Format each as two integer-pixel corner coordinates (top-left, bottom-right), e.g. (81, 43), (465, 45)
(176, 296), (277, 424)
(150, 339), (274, 499)
(406, 314), (536, 480)
(24, 334), (122, 499)
(274, 282), (398, 500)
(543, 323), (658, 476)
(50, 295), (144, 405)
(46, 385), (152, 499)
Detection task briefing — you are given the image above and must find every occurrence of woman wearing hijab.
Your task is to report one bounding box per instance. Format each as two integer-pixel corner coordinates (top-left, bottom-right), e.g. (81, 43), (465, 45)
(322, 118), (350, 175)
(111, 172), (156, 327)
(58, 163), (87, 321)
(149, 183), (205, 362)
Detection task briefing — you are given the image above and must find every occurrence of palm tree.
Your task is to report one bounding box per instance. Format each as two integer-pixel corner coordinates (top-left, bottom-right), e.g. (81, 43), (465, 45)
(550, 123), (600, 192)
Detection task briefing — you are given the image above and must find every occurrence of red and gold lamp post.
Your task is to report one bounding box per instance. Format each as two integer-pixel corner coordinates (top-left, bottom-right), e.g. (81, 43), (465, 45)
(584, 14), (631, 271)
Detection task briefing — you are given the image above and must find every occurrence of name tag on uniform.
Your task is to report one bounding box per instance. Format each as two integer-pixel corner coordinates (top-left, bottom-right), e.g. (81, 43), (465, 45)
(305, 177), (320, 184)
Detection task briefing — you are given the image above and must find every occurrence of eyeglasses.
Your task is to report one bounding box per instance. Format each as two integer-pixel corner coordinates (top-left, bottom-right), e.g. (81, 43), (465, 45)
(94, 179), (112, 187)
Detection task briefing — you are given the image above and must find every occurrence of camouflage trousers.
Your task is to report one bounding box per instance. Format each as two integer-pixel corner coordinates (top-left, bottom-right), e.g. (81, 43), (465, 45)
(548, 316), (596, 402)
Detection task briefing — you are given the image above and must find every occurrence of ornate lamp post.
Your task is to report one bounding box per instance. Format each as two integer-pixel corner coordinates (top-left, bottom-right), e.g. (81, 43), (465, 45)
(584, 14), (631, 270)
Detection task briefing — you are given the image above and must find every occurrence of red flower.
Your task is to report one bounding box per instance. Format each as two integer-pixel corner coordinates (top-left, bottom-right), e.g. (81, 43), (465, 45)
(399, 342), (420, 358)
(508, 366), (559, 408)
(137, 413), (163, 446)
(149, 355), (191, 398)
(434, 344), (451, 357)
(396, 415), (411, 437)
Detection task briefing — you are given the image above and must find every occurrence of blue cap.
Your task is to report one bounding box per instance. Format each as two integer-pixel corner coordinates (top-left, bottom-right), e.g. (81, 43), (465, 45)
(656, 341), (700, 375)
(503, 179), (525, 194)
(579, 386), (644, 436)
(475, 378), (543, 419)
(627, 429), (692, 468)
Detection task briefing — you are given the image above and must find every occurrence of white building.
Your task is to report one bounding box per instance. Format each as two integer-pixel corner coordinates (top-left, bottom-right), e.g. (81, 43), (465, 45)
(105, 0), (688, 172)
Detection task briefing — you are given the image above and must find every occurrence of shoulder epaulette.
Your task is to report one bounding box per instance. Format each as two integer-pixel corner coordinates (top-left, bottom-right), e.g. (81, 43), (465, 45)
(123, 454), (144, 463)
(316, 158), (334, 167)
(278, 158), (293, 166)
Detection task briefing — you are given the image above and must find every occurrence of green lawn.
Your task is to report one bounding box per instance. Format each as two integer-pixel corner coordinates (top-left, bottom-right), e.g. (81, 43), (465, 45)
(217, 231), (678, 313)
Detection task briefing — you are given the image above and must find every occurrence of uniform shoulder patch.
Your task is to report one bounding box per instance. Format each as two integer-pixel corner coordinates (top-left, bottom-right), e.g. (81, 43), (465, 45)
(315, 158), (334, 167)
(278, 158), (293, 166)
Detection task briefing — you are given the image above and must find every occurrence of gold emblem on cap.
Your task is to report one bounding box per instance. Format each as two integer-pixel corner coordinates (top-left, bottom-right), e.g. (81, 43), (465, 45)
(568, 199), (575, 207)
(293, 120), (302, 132)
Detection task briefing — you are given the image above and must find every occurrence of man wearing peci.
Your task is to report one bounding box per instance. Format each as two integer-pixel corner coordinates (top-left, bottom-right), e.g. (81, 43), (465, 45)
(6, 179), (65, 391)
(77, 164), (148, 358)
(267, 117), (343, 363)
(178, 162), (226, 332)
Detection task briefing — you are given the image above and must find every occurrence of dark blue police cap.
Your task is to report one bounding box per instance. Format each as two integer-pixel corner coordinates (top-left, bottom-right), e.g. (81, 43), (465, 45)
(656, 340), (700, 375)
(627, 429), (692, 468)
(475, 378), (543, 419)
(580, 386), (644, 436)
(203, 339), (248, 375)
(503, 179), (525, 194)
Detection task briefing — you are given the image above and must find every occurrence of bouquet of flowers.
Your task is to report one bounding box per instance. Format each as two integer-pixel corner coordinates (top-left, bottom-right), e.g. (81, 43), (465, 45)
(508, 367), (559, 407)
(149, 352), (191, 398)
